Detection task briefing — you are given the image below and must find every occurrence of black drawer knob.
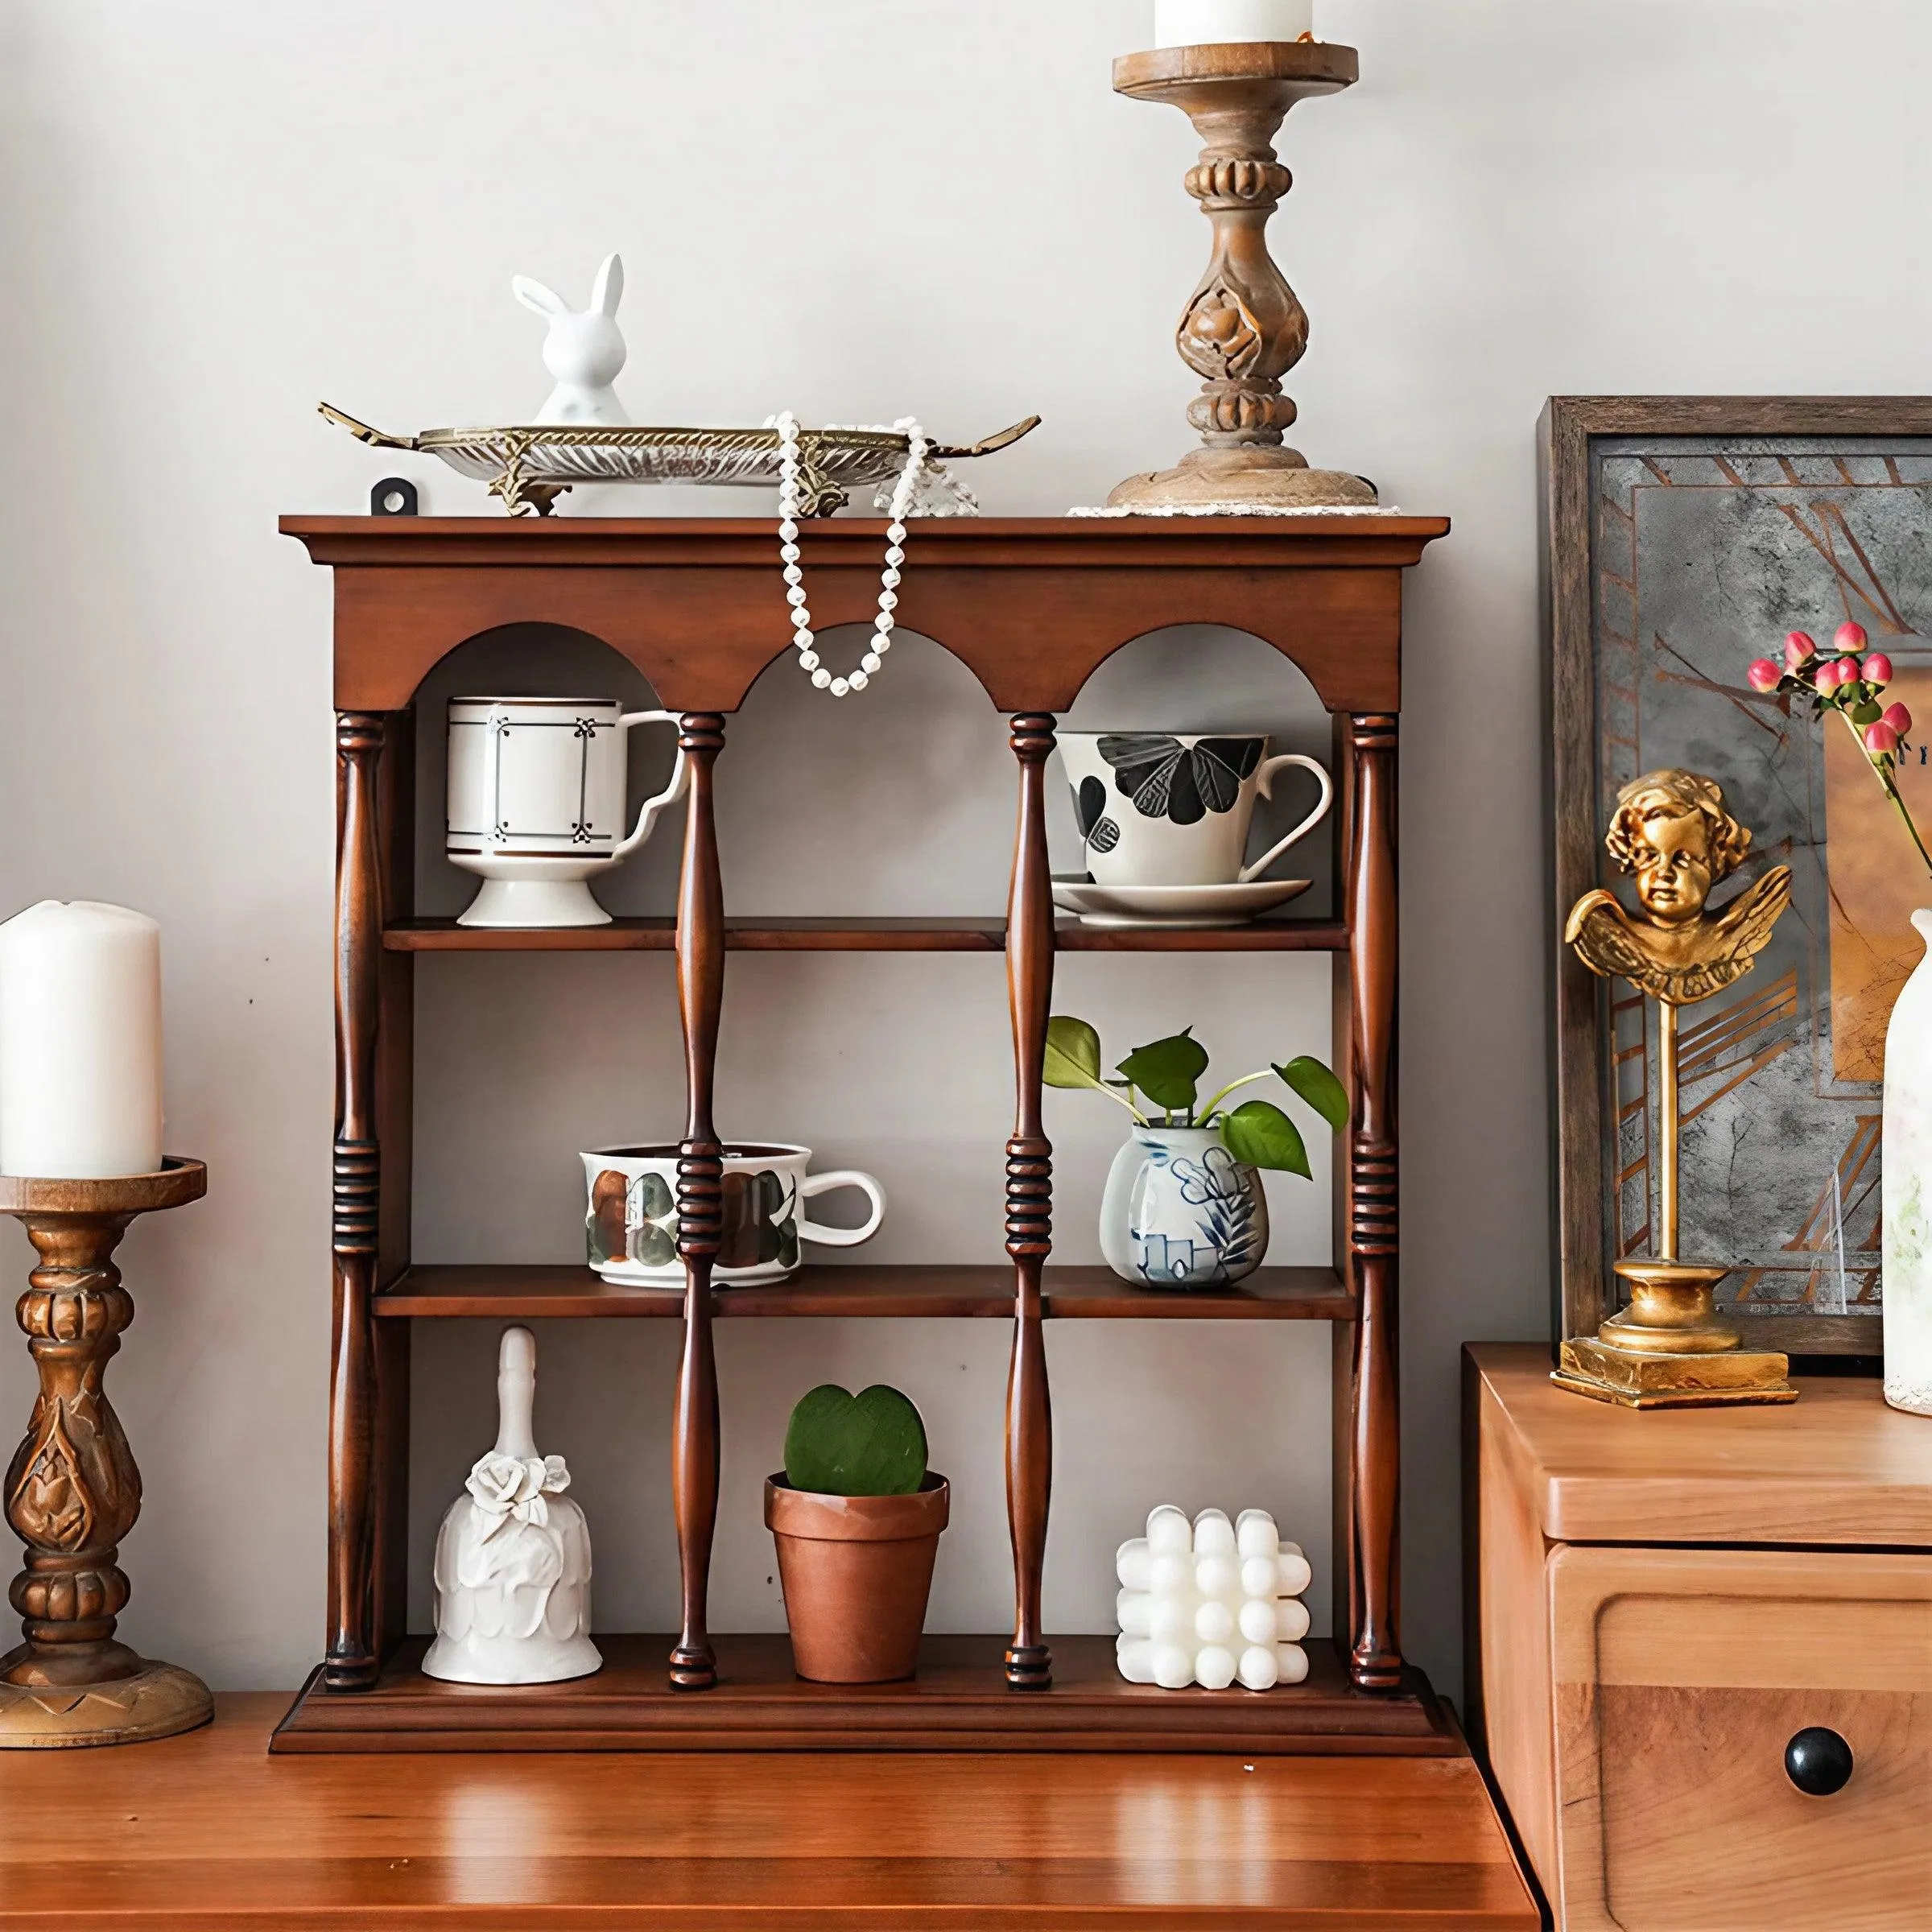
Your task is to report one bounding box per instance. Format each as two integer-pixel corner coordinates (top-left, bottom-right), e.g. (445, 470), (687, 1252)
(1785, 1727), (1854, 1796)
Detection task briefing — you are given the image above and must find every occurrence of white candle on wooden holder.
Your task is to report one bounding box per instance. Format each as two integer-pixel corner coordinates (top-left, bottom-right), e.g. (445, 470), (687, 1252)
(0, 902), (163, 1179)
(1154, 0), (1314, 49)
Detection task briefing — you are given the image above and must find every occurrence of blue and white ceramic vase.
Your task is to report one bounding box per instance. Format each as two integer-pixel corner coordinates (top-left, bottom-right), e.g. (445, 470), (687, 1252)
(1099, 1125), (1269, 1288)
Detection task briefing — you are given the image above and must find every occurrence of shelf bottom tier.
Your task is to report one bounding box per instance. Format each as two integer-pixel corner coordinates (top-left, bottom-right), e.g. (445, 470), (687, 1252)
(271, 1633), (1455, 1756)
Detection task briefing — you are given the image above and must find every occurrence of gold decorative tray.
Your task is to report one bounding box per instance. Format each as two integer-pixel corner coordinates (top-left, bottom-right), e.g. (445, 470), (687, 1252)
(319, 405), (1040, 518)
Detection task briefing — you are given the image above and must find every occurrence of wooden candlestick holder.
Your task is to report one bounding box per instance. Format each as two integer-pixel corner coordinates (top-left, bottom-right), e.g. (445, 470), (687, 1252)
(1108, 40), (1372, 511)
(0, 1159), (210, 1747)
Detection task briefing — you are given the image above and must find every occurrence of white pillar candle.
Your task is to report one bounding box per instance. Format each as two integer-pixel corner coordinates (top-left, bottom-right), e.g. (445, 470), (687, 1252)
(1155, 0), (1314, 49)
(0, 902), (163, 1179)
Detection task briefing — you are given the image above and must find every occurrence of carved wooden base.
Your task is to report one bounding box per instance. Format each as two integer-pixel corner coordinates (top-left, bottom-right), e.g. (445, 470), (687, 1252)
(0, 1162), (208, 1748)
(0, 1654), (210, 1748)
(1108, 444), (1377, 510)
(1111, 42), (1368, 520)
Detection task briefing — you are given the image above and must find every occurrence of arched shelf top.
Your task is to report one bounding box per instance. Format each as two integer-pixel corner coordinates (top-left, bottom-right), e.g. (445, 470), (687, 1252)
(287, 514), (1448, 717)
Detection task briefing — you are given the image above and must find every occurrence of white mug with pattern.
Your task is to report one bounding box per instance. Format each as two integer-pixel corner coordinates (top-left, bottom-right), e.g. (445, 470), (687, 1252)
(581, 1142), (887, 1286)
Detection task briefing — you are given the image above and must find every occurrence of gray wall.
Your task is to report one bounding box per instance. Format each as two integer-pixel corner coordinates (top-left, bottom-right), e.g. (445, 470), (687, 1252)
(2, 0), (1926, 1696)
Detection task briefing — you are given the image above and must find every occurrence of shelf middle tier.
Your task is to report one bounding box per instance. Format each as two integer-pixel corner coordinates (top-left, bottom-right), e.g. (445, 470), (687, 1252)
(378, 1262), (1354, 1321)
(384, 916), (1350, 954)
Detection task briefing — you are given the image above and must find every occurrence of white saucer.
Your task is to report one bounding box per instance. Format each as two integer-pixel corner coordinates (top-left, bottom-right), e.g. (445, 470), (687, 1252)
(1051, 876), (1313, 929)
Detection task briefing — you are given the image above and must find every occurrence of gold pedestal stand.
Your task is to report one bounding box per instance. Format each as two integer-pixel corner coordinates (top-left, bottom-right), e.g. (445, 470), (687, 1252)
(0, 1161), (213, 1746)
(1558, 775), (1801, 1410)
(1108, 41), (1374, 511)
(1557, 991), (1794, 1410)
(1556, 1261), (1797, 1408)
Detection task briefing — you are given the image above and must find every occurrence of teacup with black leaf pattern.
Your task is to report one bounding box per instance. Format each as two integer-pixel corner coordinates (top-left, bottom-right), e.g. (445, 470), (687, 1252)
(1059, 733), (1333, 889)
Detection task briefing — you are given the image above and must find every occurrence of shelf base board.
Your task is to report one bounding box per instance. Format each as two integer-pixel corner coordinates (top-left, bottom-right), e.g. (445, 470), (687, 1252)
(271, 1633), (1456, 1756)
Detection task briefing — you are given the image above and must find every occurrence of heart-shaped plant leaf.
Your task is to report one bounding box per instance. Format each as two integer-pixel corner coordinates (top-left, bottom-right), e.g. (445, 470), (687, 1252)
(1274, 1055), (1349, 1132)
(1222, 1100), (1311, 1177)
(1045, 1014), (1104, 1089)
(784, 1383), (929, 1497)
(1117, 1029), (1209, 1112)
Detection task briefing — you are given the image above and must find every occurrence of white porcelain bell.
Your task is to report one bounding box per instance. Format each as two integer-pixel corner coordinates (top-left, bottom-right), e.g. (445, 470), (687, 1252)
(423, 1326), (601, 1684)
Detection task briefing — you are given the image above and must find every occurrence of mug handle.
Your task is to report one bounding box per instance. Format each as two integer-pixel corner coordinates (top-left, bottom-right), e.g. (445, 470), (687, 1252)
(1237, 754), (1335, 885)
(613, 711), (691, 857)
(796, 1170), (888, 1247)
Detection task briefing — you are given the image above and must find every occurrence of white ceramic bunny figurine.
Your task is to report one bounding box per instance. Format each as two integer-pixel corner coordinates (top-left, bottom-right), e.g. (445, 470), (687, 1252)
(422, 1326), (601, 1684)
(512, 253), (630, 427)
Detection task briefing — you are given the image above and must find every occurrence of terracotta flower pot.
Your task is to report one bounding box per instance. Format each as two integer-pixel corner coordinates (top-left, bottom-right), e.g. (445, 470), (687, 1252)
(764, 1473), (949, 1683)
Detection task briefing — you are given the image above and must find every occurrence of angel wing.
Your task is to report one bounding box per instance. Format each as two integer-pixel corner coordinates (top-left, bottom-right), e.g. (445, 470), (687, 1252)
(1563, 890), (1669, 995)
(1707, 865), (1794, 969)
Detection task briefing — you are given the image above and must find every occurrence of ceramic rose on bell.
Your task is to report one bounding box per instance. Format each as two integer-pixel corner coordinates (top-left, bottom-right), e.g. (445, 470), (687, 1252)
(465, 1449), (571, 1519)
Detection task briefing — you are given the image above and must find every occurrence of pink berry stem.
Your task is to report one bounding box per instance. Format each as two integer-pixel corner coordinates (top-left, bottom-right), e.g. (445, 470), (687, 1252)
(1838, 706), (1932, 877)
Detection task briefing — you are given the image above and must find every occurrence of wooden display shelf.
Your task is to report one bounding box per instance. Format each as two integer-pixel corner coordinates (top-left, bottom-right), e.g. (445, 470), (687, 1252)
(273, 1634), (1455, 1757)
(375, 1261), (1356, 1321)
(384, 914), (1352, 953)
(293, 512), (1448, 1725)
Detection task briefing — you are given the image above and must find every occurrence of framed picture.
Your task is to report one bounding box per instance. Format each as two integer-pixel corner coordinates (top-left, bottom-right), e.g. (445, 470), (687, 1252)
(1542, 396), (1932, 1359)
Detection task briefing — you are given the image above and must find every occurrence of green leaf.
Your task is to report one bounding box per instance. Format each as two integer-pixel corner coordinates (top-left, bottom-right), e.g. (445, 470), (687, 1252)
(1222, 1100), (1311, 1178)
(1852, 699), (1884, 727)
(784, 1383), (929, 1496)
(1044, 1014), (1104, 1088)
(1274, 1055), (1350, 1132)
(1116, 1030), (1210, 1111)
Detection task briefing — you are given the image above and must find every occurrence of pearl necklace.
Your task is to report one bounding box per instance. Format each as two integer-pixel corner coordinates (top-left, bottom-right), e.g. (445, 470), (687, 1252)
(774, 412), (927, 698)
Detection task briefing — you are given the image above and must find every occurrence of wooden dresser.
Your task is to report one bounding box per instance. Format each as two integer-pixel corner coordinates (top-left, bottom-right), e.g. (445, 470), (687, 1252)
(1464, 1343), (1932, 1931)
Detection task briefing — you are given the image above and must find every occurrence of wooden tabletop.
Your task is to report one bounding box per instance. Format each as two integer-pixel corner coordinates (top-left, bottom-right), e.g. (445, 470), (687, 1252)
(0, 1694), (1537, 1928)
(1468, 1343), (1932, 1546)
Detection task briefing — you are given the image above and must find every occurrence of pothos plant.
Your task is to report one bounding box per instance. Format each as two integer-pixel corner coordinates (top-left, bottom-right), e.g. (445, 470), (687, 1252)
(1042, 1017), (1349, 1175)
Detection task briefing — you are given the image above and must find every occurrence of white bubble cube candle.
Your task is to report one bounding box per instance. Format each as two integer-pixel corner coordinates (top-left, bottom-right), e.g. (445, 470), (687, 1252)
(1114, 1505), (1311, 1690)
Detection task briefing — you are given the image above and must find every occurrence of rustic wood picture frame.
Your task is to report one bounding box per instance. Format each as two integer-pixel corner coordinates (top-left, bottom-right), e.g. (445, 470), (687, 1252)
(1542, 395), (1932, 1360)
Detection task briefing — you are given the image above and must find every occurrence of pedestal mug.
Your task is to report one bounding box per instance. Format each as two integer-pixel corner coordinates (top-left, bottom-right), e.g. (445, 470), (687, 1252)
(583, 1142), (886, 1286)
(448, 696), (687, 927)
(1059, 733), (1331, 888)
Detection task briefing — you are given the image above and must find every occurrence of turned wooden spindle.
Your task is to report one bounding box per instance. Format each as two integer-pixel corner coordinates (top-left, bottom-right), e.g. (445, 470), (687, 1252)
(671, 712), (726, 1692)
(0, 1162), (208, 1747)
(327, 710), (385, 1691)
(1108, 40), (1371, 510)
(1344, 713), (1402, 1690)
(1003, 713), (1056, 1690)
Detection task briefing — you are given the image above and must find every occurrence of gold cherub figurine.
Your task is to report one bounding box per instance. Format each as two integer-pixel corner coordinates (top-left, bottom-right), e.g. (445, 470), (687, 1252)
(1557, 769), (1798, 1407)
(1564, 770), (1792, 1006)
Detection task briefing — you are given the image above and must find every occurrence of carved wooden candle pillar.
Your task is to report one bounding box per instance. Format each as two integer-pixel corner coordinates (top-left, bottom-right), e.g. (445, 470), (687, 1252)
(1108, 39), (1370, 511)
(0, 1160), (208, 1746)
